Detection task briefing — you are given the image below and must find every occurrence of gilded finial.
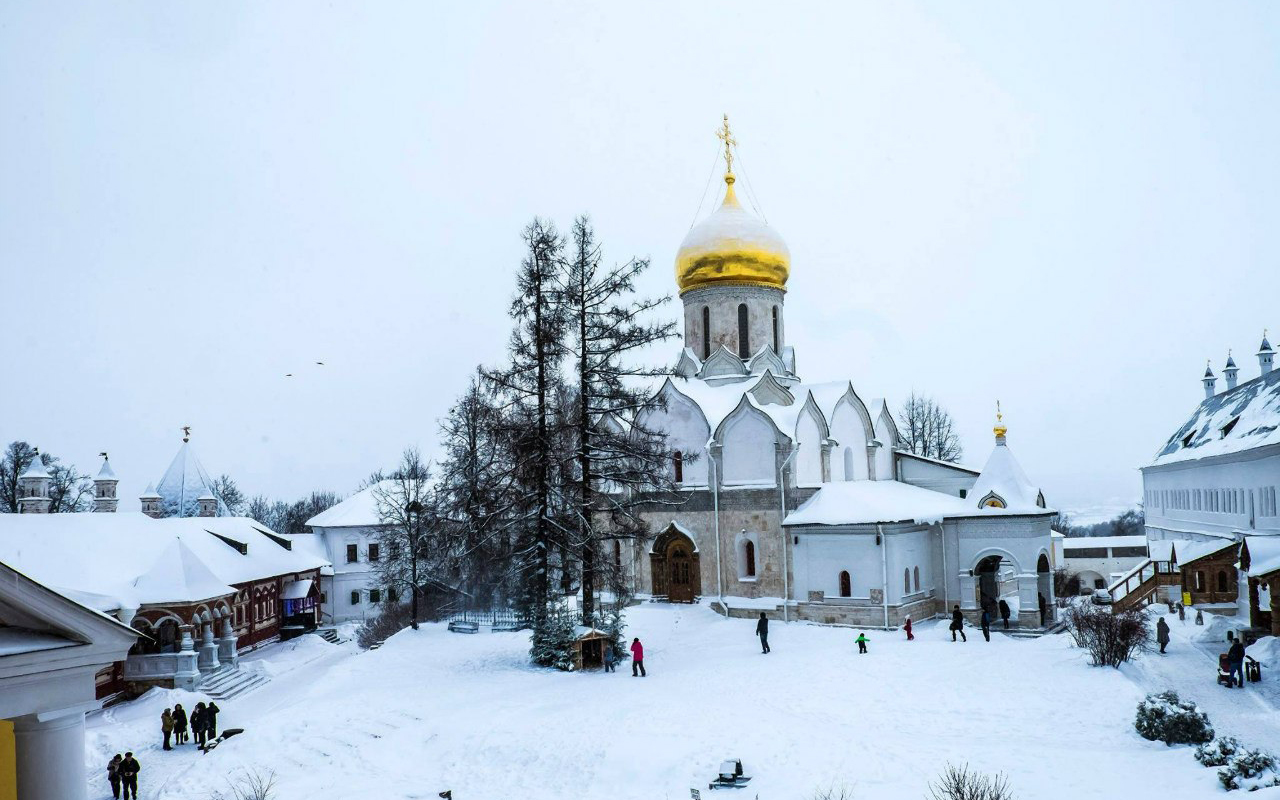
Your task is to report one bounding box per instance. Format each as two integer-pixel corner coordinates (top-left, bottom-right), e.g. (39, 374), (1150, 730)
(182, 425), (191, 443)
(993, 401), (1007, 439)
(716, 113), (737, 183)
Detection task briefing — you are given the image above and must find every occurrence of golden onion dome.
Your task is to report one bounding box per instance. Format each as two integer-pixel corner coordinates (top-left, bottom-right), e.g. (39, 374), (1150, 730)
(675, 173), (790, 295)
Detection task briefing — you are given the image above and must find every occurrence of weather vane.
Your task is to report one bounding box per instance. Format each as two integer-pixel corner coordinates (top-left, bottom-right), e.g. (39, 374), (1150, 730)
(182, 425), (191, 443)
(716, 113), (736, 175)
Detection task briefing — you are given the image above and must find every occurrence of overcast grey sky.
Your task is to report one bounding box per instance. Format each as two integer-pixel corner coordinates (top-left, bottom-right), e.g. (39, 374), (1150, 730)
(2, 2), (1277, 517)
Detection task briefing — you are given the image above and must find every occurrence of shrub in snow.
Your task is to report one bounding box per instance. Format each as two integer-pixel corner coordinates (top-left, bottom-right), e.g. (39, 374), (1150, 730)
(356, 602), (415, 649)
(530, 603), (577, 671)
(1218, 748), (1279, 791)
(210, 768), (277, 800)
(1134, 691), (1214, 746)
(1196, 737), (1242, 767)
(927, 762), (1013, 800)
(1065, 605), (1150, 667)
(810, 783), (855, 800)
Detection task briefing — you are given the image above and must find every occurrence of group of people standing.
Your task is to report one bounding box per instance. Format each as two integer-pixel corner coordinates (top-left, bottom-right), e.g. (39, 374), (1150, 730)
(160, 700), (220, 750)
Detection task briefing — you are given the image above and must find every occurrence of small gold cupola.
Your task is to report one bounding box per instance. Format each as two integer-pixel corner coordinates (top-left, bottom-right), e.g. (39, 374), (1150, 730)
(675, 115), (790, 295)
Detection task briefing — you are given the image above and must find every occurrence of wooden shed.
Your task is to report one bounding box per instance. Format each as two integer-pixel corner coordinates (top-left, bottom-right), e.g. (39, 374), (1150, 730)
(571, 626), (612, 671)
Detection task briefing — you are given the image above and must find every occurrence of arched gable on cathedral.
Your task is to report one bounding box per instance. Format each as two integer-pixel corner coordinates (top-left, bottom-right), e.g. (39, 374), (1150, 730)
(697, 345), (749, 383)
(826, 385), (874, 482)
(747, 371), (794, 406)
(794, 391), (831, 487)
(714, 395), (790, 487)
(638, 379), (713, 487)
(747, 344), (788, 381)
(674, 348), (702, 378)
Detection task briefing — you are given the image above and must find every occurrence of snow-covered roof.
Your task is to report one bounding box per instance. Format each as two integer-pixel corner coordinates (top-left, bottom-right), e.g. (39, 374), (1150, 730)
(894, 450), (980, 475)
(1149, 367), (1280, 467)
(0, 512), (329, 613)
(1147, 540), (1175, 562)
(1172, 539), (1237, 567)
(97, 457), (116, 480)
(784, 480), (969, 526)
(967, 437), (1050, 514)
(1060, 535), (1148, 550)
(20, 454), (49, 479)
(305, 482), (389, 528)
(282, 579), (314, 600)
(1243, 535), (1280, 578)
(156, 442), (227, 517)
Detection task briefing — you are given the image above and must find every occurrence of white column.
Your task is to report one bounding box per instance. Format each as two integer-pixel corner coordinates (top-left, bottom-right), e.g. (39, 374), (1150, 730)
(959, 573), (978, 610)
(1017, 574), (1039, 628)
(198, 621), (221, 673)
(14, 712), (87, 800)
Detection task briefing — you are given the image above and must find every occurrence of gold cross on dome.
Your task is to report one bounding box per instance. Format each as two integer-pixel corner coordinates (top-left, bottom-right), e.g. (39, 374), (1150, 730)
(716, 114), (736, 175)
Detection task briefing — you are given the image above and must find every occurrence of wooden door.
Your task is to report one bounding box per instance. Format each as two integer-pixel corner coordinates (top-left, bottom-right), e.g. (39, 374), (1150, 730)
(667, 543), (694, 602)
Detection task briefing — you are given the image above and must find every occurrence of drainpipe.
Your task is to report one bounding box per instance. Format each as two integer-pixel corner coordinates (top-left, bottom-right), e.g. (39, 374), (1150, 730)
(878, 523), (889, 629)
(940, 524), (949, 617)
(710, 442), (724, 611)
(779, 446), (798, 623)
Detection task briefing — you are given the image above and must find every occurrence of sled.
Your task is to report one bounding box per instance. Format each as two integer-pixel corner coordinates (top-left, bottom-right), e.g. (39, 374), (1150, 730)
(707, 759), (752, 790)
(200, 728), (244, 754)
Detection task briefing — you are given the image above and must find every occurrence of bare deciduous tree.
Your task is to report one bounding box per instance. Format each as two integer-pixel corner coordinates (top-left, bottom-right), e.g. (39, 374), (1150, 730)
(897, 393), (963, 463)
(373, 448), (442, 631)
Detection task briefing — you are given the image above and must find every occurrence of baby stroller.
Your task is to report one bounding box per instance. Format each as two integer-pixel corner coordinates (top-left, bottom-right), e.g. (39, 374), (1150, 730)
(1217, 654), (1261, 688)
(1217, 653), (1235, 687)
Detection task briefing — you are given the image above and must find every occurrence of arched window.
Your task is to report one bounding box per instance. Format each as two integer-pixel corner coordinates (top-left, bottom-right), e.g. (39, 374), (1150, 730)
(843, 447), (855, 482)
(1195, 571), (1205, 592)
(701, 306), (711, 359)
(613, 539), (622, 569)
(913, 566), (920, 592)
(904, 568), (911, 594)
(745, 540), (756, 577)
(737, 304), (749, 358)
(771, 306), (779, 353)
(673, 451), (683, 483)
(1217, 570), (1229, 593)
(839, 570), (851, 598)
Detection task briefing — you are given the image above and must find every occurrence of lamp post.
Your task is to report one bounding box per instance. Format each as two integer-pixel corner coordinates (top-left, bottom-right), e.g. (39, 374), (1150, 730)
(406, 499), (423, 630)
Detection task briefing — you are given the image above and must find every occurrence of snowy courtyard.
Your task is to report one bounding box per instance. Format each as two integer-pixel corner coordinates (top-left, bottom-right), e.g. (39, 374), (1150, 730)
(83, 605), (1280, 799)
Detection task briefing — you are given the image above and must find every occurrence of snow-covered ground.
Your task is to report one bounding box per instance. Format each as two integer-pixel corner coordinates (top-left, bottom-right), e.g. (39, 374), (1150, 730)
(84, 605), (1280, 799)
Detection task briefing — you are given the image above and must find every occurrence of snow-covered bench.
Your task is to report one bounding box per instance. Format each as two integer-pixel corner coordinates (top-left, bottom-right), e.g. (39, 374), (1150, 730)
(447, 621), (479, 634)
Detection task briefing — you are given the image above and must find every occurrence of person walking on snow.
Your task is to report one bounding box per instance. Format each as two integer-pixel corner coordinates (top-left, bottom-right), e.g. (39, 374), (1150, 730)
(107, 754), (123, 799)
(980, 608), (992, 642)
(630, 637), (646, 677)
(1227, 631), (1246, 688)
(119, 752), (140, 800)
(604, 644), (617, 672)
(172, 702), (188, 745)
(1156, 617), (1170, 654)
(950, 605), (967, 642)
(205, 701), (220, 739)
(161, 708), (173, 751)
(998, 599), (1011, 630)
(904, 615), (914, 641)
(855, 632), (868, 654)
(756, 612), (771, 653)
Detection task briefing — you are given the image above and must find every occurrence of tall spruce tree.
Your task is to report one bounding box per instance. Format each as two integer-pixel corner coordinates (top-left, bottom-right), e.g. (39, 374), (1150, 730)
(560, 217), (678, 622)
(436, 374), (515, 607)
(483, 219), (572, 646)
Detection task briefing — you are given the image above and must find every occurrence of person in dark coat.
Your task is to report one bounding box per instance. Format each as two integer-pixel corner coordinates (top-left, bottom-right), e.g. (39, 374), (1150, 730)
(204, 701), (220, 739)
(1227, 632), (1246, 688)
(630, 637), (646, 677)
(107, 754), (123, 799)
(603, 644), (617, 672)
(1038, 593), (1048, 627)
(756, 612), (770, 654)
(119, 752), (140, 800)
(191, 702), (207, 748)
(998, 599), (1011, 629)
(950, 605), (967, 642)
(1156, 617), (1171, 654)
(980, 608), (992, 642)
(161, 707), (174, 750)
(904, 615), (914, 641)
(172, 703), (188, 744)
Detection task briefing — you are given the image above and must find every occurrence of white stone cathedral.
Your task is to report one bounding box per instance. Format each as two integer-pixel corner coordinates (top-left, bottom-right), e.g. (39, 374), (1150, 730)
(628, 121), (1057, 627)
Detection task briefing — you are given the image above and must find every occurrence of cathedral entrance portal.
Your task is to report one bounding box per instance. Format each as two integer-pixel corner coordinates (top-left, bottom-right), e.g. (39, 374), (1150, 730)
(650, 525), (701, 603)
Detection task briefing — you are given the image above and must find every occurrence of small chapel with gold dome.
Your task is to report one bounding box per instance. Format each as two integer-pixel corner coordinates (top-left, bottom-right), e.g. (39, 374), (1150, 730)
(626, 117), (1058, 628)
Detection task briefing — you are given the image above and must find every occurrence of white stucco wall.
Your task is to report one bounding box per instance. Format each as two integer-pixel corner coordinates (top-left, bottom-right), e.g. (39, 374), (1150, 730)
(642, 387), (713, 487)
(1142, 448), (1280, 541)
(314, 524), (384, 623)
(795, 407), (825, 487)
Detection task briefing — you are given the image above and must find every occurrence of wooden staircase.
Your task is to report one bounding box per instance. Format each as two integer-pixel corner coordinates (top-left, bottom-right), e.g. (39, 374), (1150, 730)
(1108, 559), (1179, 613)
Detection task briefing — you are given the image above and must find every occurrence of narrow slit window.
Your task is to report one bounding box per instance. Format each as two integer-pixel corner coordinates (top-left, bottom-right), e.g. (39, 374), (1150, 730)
(737, 304), (749, 359)
(701, 306), (711, 359)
